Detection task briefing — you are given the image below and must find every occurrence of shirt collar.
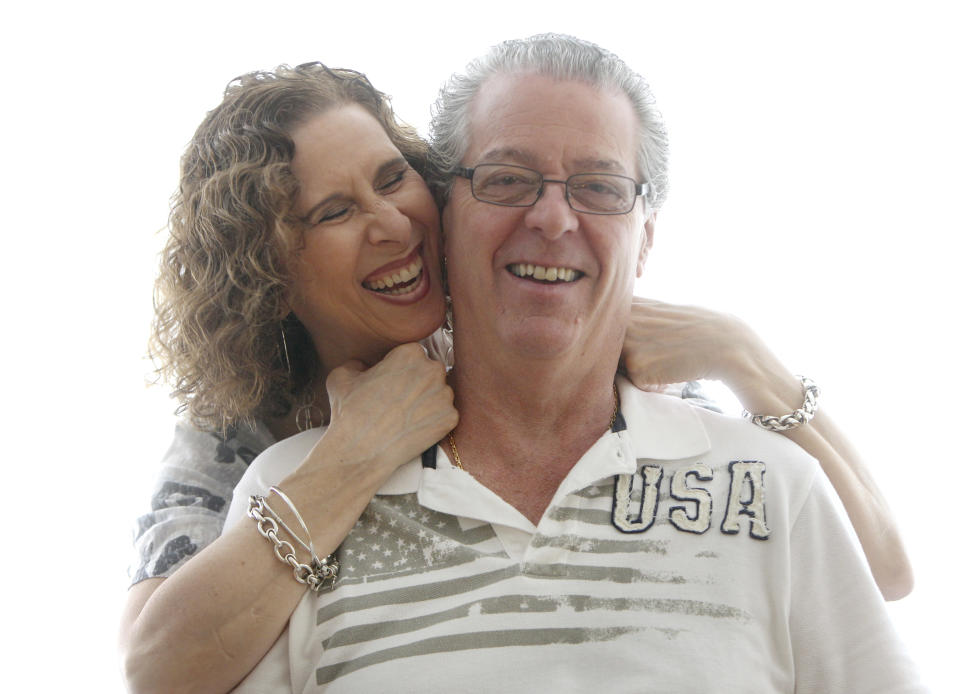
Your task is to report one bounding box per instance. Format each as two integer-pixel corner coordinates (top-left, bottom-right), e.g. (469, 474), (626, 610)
(377, 377), (712, 500)
(616, 375), (712, 464)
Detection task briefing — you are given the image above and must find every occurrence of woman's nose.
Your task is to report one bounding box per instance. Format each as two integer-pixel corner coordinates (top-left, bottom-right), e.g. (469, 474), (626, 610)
(367, 200), (413, 245)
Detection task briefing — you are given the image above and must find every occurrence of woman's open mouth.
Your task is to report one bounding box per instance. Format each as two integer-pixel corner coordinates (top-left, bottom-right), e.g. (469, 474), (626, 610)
(362, 254), (425, 296)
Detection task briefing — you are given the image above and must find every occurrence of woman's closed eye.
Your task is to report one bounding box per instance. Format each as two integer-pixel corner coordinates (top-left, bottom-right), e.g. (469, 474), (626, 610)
(375, 164), (409, 194)
(312, 203), (353, 225)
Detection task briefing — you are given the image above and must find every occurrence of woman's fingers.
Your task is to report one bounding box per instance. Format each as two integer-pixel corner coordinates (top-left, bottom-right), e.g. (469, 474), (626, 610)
(623, 298), (745, 387)
(324, 344), (458, 469)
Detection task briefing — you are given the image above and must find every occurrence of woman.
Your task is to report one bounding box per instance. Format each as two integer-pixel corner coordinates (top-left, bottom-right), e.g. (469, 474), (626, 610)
(120, 62), (912, 693)
(122, 63), (458, 694)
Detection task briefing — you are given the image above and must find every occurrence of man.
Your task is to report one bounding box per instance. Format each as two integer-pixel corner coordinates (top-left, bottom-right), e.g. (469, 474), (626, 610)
(229, 34), (924, 692)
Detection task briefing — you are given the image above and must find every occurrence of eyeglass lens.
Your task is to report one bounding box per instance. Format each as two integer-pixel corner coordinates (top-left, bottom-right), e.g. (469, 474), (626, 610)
(470, 164), (636, 213)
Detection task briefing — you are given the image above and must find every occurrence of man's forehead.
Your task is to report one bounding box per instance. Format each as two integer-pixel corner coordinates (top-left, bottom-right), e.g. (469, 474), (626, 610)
(464, 72), (638, 175)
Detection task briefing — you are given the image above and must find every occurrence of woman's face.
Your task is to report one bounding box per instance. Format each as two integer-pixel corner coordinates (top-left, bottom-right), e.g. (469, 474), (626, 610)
(286, 105), (445, 369)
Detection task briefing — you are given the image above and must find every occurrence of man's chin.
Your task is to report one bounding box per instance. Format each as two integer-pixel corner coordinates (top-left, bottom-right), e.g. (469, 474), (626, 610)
(497, 319), (587, 361)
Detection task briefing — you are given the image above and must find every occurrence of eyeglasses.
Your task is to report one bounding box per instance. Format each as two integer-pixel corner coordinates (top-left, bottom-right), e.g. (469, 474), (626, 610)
(455, 163), (649, 215)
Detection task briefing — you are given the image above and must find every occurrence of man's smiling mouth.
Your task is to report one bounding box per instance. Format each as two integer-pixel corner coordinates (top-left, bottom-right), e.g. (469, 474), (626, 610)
(507, 263), (583, 283)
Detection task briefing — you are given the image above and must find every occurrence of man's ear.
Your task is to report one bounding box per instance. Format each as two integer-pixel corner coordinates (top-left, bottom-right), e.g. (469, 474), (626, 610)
(636, 212), (656, 277)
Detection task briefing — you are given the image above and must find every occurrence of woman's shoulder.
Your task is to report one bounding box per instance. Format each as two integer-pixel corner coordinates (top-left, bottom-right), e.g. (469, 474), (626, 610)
(165, 418), (276, 468)
(128, 418), (278, 583)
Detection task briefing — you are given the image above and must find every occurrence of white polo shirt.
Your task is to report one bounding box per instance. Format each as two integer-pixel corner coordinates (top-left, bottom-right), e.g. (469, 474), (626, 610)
(226, 379), (924, 693)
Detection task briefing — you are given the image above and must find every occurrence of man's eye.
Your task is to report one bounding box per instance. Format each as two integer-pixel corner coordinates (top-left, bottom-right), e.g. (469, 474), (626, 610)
(483, 174), (537, 190)
(573, 177), (629, 200)
(586, 182), (616, 194)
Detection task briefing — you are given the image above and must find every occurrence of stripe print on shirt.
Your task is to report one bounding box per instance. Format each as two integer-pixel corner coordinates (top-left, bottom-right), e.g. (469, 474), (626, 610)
(307, 490), (754, 687)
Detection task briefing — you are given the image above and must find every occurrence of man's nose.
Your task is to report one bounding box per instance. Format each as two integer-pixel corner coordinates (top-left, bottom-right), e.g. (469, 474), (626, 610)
(523, 180), (579, 240)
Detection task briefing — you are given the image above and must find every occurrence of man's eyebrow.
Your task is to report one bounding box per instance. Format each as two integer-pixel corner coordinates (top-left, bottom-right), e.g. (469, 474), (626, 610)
(474, 149), (628, 174)
(572, 158), (627, 173)
(475, 148), (539, 167)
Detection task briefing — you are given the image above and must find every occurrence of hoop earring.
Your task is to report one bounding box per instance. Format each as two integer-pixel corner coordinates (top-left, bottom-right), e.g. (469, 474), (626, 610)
(280, 323), (292, 376)
(440, 295), (454, 370)
(282, 321), (323, 431)
(295, 400), (316, 431)
(444, 295), (454, 334)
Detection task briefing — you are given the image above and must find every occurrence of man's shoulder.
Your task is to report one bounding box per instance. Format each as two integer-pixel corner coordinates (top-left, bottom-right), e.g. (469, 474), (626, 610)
(620, 381), (820, 486)
(246, 426), (327, 475)
(223, 427), (328, 529)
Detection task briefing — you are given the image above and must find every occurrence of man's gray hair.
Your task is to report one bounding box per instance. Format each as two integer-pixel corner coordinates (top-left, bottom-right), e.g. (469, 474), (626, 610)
(430, 33), (669, 211)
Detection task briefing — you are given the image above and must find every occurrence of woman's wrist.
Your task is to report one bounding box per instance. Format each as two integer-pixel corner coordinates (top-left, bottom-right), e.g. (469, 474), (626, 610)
(715, 319), (802, 416)
(277, 435), (396, 549)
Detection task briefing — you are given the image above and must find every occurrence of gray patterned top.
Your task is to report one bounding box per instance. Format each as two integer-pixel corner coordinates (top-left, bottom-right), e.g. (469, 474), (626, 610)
(128, 420), (275, 583)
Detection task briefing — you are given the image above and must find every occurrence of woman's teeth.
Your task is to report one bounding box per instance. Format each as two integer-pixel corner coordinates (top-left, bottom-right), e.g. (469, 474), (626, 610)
(364, 256), (424, 295)
(507, 263), (581, 282)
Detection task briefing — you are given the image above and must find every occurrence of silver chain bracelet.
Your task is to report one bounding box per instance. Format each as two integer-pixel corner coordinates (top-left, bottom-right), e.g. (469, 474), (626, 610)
(247, 494), (339, 592)
(743, 376), (820, 432)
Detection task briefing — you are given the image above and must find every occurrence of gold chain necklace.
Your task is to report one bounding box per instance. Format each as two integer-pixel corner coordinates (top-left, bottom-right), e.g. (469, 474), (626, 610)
(447, 383), (620, 471)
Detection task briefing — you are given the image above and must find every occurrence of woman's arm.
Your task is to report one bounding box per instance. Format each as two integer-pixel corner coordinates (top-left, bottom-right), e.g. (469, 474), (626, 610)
(119, 344), (458, 694)
(621, 298), (913, 601)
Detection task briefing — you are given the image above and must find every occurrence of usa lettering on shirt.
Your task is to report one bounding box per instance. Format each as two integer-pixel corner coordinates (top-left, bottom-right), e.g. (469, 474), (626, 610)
(611, 461), (771, 540)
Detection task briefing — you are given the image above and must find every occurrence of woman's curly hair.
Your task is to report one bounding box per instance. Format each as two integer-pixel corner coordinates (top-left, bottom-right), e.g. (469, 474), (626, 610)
(150, 63), (432, 433)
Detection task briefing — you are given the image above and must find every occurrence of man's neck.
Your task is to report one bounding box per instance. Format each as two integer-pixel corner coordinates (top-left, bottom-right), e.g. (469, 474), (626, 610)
(447, 339), (621, 523)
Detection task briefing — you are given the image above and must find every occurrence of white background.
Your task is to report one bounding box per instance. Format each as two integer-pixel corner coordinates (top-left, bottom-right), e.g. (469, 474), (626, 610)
(3, 1), (957, 690)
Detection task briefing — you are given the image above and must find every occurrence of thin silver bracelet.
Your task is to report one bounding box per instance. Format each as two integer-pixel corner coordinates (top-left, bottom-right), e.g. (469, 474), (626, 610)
(742, 375), (820, 432)
(268, 486), (320, 565)
(247, 493), (339, 591)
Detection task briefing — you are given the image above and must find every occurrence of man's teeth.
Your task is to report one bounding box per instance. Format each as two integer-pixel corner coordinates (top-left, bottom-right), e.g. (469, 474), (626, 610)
(507, 263), (580, 282)
(364, 256), (424, 295)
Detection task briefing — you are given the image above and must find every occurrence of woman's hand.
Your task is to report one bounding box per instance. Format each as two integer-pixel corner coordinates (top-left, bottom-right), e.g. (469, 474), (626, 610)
(621, 297), (913, 601)
(121, 345), (457, 694)
(323, 343), (458, 474)
(279, 342), (457, 562)
(622, 297), (796, 410)
(621, 297), (749, 389)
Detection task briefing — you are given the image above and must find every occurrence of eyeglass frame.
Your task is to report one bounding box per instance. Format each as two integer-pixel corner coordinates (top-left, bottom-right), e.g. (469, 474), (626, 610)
(454, 163), (650, 215)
